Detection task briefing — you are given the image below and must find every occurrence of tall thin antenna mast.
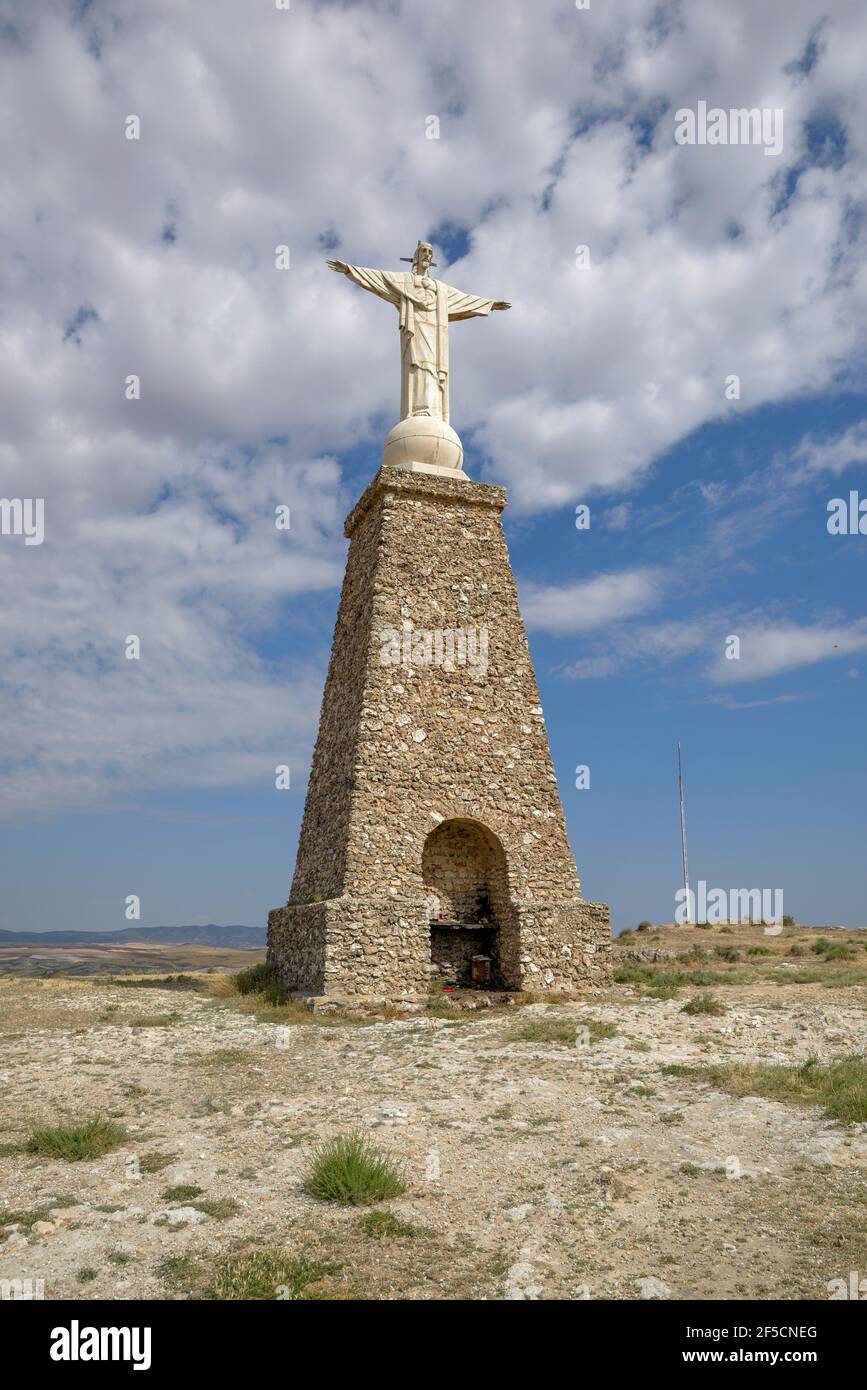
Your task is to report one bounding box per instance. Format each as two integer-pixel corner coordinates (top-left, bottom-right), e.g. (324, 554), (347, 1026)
(677, 742), (691, 923)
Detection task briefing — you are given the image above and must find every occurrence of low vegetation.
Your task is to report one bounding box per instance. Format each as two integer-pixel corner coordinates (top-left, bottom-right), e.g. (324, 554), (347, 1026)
(210, 1250), (339, 1300)
(357, 1209), (417, 1238)
(662, 1056), (867, 1123)
(232, 961), (286, 1006)
(191, 1197), (240, 1221)
(681, 992), (726, 1016)
(137, 1151), (178, 1174)
(508, 1014), (617, 1045)
(25, 1117), (127, 1162)
(162, 1183), (203, 1202)
(303, 1131), (406, 1206)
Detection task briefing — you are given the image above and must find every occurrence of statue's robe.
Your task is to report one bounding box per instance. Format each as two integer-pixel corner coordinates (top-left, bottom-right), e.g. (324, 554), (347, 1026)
(340, 265), (495, 421)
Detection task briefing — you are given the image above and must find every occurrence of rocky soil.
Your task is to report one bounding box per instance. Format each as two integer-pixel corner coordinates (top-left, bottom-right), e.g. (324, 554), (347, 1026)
(0, 936), (864, 1301)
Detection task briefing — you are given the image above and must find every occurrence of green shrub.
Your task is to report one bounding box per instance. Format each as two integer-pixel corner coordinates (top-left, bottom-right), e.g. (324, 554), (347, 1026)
(233, 962), (286, 1005)
(303, 1131), (406, 1206)
(25, 1117), (127, 1163)
(648, 979), (681, 999)
(782, 915), (795, 927)
(681, 992), (725, 1016)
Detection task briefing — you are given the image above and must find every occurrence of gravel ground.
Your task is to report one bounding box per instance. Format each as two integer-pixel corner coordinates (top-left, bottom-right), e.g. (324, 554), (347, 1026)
(0, 968), (864, 1300)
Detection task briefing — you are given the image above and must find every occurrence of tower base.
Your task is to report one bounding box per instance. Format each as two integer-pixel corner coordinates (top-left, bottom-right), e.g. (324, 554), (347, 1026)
(266, 464), (611, 1003)
(267, 895), (610, 1002)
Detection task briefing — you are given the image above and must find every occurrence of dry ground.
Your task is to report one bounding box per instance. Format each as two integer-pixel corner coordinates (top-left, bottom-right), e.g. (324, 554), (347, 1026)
(0, 943), (264, 978)
(0, 924), (864, 1301)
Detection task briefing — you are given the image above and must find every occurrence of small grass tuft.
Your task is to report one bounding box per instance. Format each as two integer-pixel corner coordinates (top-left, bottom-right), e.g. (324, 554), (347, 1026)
(25, 1117), (127, 1163)
(1, 1204), (54, 1232)
(303, 1131), (407, 1206)
(508, 1017), (578, 1045)
(577, 1016), (618, 1042)
(137, 1151), (179, 1174)
(681, 992), (725, 1016)
(156, 1254), (202, 1294)
(191, 1197), (240, 1221)
(356, 1209), (417, 1238)
(210, 1249), (338, 1300)
(162, 1183), (203, 1202)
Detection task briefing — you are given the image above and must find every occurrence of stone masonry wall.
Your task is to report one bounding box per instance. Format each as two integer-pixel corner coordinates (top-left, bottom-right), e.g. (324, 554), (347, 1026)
(268, 464), (611, 998)
(423, 819), (497, 921)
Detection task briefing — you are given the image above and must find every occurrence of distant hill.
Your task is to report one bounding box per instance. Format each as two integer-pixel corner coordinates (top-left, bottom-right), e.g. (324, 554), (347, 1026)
(0, 924), (266, 948)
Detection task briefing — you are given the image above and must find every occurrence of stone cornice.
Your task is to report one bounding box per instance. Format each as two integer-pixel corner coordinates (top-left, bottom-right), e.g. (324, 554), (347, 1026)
(344, 465), (508, 539)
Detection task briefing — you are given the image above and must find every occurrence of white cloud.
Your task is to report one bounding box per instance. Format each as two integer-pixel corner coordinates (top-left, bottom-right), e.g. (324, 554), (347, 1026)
(604, 503), (632, 530)
(710, 693), (808, 709)
(707, 619), (867, 683)
(521, 567), (664, 636)
(3, 0), (867, 811)
(789, 421), (867, 480)
(0, 446), (346, 816)
(560, 616), (708, 679)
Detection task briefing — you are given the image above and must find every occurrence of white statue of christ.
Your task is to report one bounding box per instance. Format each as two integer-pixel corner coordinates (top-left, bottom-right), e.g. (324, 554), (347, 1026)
(327, 240), (510, 423)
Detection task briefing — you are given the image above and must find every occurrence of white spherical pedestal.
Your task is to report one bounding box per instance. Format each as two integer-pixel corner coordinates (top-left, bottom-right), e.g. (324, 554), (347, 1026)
(381, 416), (467, 479)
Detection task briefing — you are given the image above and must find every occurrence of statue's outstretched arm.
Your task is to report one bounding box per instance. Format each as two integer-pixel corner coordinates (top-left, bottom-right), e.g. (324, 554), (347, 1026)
(326, 260), (400, 307)
(445, 284), (511, 321)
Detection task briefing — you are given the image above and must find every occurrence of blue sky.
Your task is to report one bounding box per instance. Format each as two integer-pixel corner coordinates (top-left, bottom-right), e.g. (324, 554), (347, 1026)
(1, 0), (866, 935)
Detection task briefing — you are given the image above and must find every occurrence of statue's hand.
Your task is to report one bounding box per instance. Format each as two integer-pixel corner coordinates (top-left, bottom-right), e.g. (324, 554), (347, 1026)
(326, 259), (349, 274)
(492, 300), (511, 311)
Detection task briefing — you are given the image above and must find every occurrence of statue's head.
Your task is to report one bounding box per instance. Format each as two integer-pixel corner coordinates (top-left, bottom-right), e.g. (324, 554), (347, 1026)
(412, 241), (434, 274)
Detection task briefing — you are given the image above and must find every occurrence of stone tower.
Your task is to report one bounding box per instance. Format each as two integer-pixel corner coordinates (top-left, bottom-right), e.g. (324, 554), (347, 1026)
(267, 462), (611, 1002)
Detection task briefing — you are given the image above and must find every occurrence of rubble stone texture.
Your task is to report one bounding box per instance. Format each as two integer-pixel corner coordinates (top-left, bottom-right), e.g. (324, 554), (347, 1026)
(267, 464), (610, 999)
